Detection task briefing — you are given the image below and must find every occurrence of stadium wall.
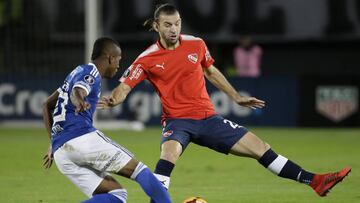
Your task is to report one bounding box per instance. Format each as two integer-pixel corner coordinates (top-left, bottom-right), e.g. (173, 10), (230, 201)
(1, 75), (297, 127)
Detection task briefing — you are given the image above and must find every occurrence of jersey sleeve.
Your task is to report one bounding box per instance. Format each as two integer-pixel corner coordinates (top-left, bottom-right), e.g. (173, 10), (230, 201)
(72, 67), (98, 96)
(119, 63), (147, 88)
(200, 40), (215, 69)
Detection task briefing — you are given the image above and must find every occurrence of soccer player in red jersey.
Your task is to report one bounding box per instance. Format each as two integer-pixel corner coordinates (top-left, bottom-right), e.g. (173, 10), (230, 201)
(98, 4), (351, 200)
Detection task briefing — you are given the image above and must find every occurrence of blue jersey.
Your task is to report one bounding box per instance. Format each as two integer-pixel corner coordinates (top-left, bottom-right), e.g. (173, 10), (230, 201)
(51, 63), (101, 152)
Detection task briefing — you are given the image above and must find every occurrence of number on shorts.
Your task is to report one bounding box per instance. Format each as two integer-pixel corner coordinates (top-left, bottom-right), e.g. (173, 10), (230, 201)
(223, 119), (239, 129)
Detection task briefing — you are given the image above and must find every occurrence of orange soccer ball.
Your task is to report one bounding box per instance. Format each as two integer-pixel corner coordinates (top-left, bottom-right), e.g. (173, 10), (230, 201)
(182, 196), (208, 203)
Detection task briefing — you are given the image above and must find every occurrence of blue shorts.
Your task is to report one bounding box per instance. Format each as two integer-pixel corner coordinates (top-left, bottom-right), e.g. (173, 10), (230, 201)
(161, 115), (248, 154)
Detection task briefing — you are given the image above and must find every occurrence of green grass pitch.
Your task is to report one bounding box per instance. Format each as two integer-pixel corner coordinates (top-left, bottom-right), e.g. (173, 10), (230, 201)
(0, 127), (359, 203)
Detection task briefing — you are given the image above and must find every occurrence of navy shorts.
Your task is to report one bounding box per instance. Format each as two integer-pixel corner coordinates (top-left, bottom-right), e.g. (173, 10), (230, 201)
(161, 115), (248, 154)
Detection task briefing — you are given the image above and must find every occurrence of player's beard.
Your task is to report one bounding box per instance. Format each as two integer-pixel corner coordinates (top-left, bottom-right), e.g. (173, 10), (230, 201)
(165, 35), (179, 47)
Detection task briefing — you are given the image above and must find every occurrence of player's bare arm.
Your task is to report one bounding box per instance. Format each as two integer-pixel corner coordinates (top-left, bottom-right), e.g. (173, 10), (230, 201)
(71, 87), (90, 114)
(97, 82), (132, 109)
(204, 65), (265, 109)
(42, 90), (59, 169)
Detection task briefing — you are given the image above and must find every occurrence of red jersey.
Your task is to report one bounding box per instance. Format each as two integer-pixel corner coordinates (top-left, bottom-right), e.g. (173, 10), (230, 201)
(120, 35), (216, 121)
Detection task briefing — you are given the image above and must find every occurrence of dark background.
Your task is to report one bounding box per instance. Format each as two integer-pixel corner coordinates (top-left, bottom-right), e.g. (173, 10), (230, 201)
(1, 0), (359, 126)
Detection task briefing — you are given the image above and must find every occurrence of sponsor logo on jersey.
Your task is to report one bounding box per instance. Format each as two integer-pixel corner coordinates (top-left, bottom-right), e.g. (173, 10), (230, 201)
(84, 75), (95, 85)
(155, 62), (165, 70)
(316, 86), (358, 122)
(188, 53), (198, 64)
(163, 130), (173, 137)
(129, 64), (143, 80)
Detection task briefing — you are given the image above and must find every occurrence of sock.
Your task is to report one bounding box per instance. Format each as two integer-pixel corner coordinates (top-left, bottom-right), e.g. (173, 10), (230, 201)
(297, 169), (315, 185)
(258, 149), (314, 185)
(133, 164), (171, 203)
(149, 159), (175, 203)
(154, 159), (175, 177)
(109, 189), (127, 203)
(154, 159), (175, 188)
(81, 193), (123, 203)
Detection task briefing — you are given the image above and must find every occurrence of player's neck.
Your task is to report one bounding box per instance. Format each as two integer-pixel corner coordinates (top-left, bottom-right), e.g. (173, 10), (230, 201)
(92, 61), (105, 78)
(159, 38), (180, 50)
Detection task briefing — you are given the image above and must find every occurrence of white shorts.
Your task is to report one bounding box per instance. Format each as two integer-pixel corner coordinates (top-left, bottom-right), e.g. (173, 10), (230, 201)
(53, 130), (133, 197)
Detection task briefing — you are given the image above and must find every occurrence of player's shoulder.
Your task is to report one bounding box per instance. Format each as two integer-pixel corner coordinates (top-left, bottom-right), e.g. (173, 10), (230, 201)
(67, 63), (100, 84)
(181, 34), (206, 48)
(132, 43), (162, 70)
(136, 43), (161, 60)
(75, 63), (101, 80)
(81, 63), (100, 78)
(181, 34), (203, 42)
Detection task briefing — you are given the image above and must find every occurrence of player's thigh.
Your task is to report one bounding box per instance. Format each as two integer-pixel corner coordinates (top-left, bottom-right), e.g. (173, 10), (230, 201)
(160, 119), (195, 161)
(68, 130), (134, 174)
(229, 131), (270, 159)
(196, 115), (248, 154)
(54, 148), (118, 197)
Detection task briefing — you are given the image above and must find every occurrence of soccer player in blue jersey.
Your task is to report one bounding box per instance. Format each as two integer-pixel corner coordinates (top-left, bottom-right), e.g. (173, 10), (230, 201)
(42, 37), (171, 203)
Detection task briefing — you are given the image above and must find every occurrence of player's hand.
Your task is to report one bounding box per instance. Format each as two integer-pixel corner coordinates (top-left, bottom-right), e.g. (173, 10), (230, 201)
(75, 101), (91, 114)
(43, 145), (53, 169)
(97, 96), (117, 109)
(236, 97), (265, 109)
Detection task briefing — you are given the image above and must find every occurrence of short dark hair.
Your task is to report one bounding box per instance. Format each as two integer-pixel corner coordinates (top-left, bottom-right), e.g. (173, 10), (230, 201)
(143, 4), (178, 31)
(91, 37), (120, 60)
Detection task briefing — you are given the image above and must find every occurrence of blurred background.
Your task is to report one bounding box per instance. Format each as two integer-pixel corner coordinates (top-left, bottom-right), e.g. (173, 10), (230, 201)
(1, 0), (359, 128)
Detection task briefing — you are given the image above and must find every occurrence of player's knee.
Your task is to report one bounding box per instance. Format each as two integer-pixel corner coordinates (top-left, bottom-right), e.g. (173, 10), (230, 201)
(160, 141), (182, 163)
(160, 150), (180, 163)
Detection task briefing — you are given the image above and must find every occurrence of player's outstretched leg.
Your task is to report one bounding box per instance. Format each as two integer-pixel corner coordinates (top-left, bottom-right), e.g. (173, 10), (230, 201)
(131, 162), (172, 203)
(258, 148), (315, 184)
(231, 132), (351, 196)
(258, 149), (351, 196)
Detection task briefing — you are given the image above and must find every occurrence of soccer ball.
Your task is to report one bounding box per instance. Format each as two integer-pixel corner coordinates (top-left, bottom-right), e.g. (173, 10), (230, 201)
(182, 196), (208, 203)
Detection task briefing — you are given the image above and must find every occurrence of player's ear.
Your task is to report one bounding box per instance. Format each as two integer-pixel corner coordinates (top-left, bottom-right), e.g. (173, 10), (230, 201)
(108, 55), (112, 64)
(153, 21), (159, 32)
